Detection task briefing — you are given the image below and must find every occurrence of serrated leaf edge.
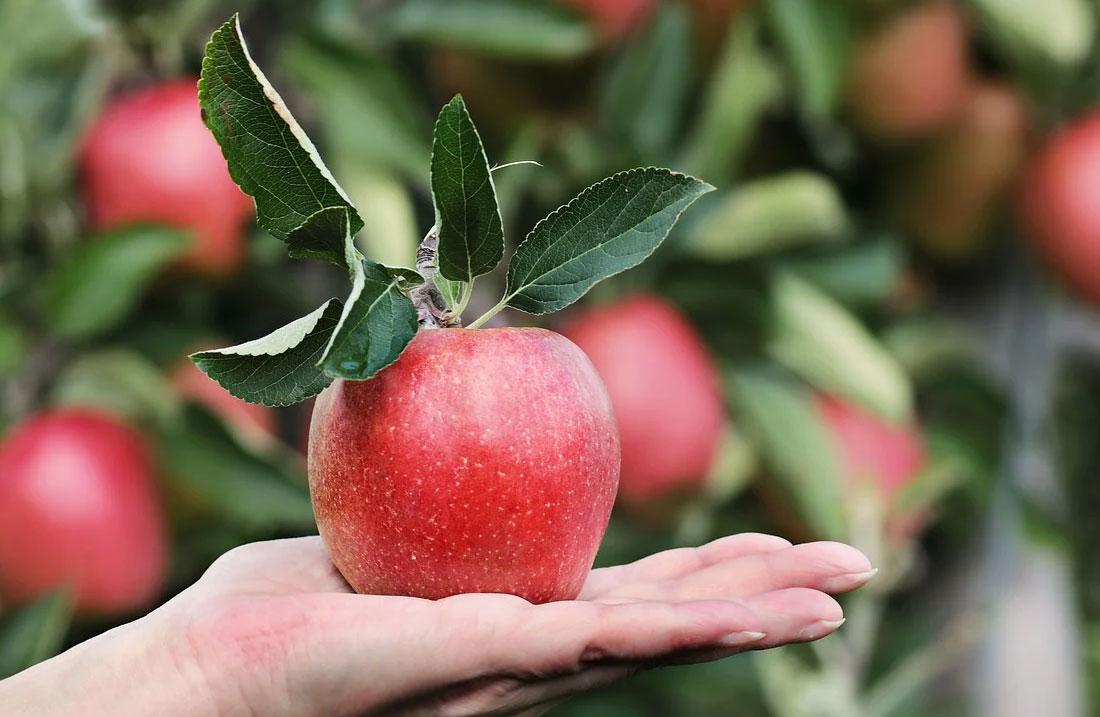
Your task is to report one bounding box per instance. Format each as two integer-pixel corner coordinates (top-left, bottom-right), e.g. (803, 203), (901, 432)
(503, 166), (715, 313)
(431, 94), (505, 283)
(199, 15), (360, 238)
(194, 299), (340, 358)
(319, 261), (408, 376)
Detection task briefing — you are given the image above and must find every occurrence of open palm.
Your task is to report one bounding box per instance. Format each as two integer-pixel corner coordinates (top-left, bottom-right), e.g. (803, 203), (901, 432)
(158, 533), (874, 716)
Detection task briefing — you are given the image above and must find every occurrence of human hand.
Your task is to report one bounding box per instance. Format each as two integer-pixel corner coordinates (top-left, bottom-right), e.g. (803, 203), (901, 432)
(0, 533), (874, 716)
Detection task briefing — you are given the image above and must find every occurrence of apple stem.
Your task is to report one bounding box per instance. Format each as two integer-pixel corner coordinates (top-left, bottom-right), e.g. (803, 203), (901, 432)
(466, 298), (508, 329)
(411, 227), (457, 329)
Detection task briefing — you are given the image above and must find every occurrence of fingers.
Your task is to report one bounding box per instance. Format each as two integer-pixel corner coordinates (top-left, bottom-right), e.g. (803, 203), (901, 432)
(386, 667), (636, 717)
(600, 541), (874, 603)
(738, 588), (846, 649)
(197, 537), (352, 596)
(300, 586), (845, 714)
(579, 533), (792, 600)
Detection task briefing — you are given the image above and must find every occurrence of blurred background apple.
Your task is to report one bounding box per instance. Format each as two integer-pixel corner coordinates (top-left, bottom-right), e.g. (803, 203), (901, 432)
(2, 0), (1099, 713)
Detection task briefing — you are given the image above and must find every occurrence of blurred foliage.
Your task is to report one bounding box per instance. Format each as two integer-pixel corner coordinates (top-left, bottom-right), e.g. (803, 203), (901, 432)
(2, 0), (1099, 713)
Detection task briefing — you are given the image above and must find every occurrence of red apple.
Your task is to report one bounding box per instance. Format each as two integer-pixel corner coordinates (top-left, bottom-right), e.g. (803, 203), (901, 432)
(847, 3), (970, 141)
(171, 358), (277, 446)
(560, 294), (726, 506)
(555, 0), (657, 42)
(893, 80), (1031, 260)
(308, 328), (619, 603)
(0, 410), (167, 614)
(815, 394), (927, 541)
(1019, 110), (1100, 305)
(79, 79), (255, 276)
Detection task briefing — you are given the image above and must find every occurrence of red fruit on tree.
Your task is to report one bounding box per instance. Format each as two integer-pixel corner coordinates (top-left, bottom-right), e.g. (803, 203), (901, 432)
(893, 80), (1031, 260)
(1019, 111), (1100, 305)
(0, 410), (167, 614)
(555, 0), (657, 42)
(308, 328), (619, 604)
(79, 79), (255, 276)
(561, 294), (726, 506)
(815, 395), (927, 541)
(847, 2), (970, 141)
(171, 358), (277, 445)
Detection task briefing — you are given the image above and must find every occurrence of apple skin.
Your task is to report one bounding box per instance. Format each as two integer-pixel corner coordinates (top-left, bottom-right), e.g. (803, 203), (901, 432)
(847, 3), (969, 142)
(308, 328), (620, 603)
(1019, 111), (1100, 305)
(815, 395), (927, 541)
(560, 294), (725, 507)
(79, 79), (254, 276)
(893, 81), (1031, 261)
(0, 410), (167, 614)
(171, 358), (276, 445)
(554, 0), (656, 42)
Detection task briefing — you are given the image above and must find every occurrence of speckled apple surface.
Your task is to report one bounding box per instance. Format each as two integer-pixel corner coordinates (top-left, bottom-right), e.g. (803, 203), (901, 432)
(308, 327), (620, 603)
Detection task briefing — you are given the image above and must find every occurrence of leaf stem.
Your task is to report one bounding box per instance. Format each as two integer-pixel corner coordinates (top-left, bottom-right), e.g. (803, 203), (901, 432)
(446, 280), (474, 324)
(466, 298), (508, 330)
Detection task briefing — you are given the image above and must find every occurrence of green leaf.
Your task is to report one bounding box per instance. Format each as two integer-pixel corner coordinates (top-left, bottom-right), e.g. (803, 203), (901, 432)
(50, 349), (180, 425)
(381, 266), (426, 290)
(781, 237), (903, 307)
(681, 12), (782, 182)
(970, 0), (1095, 68)
(285, 36), (430, 184)
(320, 258), (419, 381)
(431, 95), (505, 284)
(0, 315), (26, 377)
(158, 405), (315, 530)
(191, 299), (344, 407)
(45, 226), (189, 338)
(0, 590), (72, 680)
(285, 206), (353, 267)
(199, 15), (362, 247)
(383, 0), (595, 59)
(503, 168), (714, 314)
(598, 4), (694, 158)
(727, 369), (847, 541)
(435, 275), (466, 312)
(764, 0), (854, 119)
(689, 172), (849, 261)
(0, 0), (102, 95)
(768, 271), (913, 422)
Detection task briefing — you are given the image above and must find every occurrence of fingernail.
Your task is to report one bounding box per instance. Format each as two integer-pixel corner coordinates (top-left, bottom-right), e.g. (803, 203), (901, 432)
(797, 618), (845, 641)
(717, 630), (766, 647)
(821, 568), (879, 592)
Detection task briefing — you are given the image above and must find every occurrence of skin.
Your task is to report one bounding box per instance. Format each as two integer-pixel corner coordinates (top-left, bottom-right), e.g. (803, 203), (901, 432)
(0, 534), (874, 716)
(310, 328), (619, 603)
(561, 295), (726, 505)
(0, 410), (166, 614)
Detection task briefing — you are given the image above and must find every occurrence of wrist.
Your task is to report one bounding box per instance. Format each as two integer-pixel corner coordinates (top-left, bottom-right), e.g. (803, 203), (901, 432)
(0, 607), (217, 716)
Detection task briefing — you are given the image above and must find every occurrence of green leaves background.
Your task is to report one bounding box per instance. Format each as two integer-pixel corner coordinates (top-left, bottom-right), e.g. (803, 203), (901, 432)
(0, 0), (1059, 712)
